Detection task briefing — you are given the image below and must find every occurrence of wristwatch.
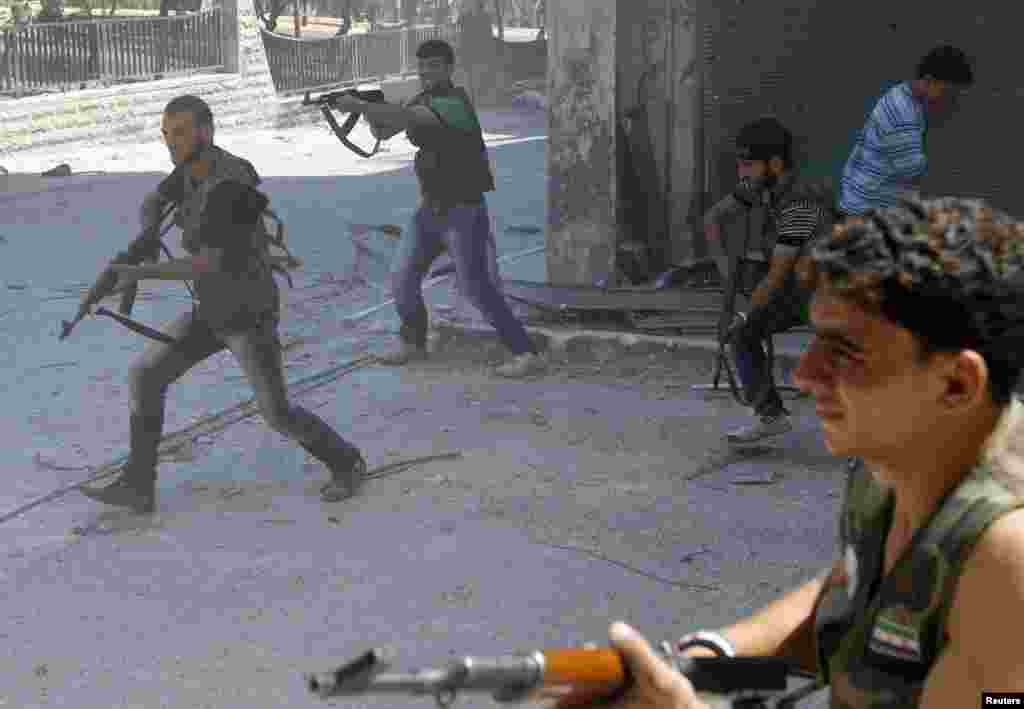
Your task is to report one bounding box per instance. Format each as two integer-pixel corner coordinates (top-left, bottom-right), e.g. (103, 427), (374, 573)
(676, 630), (736, 657)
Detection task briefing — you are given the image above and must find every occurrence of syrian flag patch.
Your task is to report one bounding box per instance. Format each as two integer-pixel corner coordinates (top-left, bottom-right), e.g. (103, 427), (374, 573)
(869, 607), (923, 662)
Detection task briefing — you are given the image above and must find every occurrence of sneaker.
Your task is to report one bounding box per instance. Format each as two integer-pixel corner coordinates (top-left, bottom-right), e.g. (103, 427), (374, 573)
(725, 414), (793, 444)
(376, 342), (428, 366)
(494, 352), (546, 378)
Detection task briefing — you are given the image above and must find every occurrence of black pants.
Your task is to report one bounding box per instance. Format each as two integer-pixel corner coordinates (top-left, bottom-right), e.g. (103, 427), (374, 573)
(731, 275), (809, 418)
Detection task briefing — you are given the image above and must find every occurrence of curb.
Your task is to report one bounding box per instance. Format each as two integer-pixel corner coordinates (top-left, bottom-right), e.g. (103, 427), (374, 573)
(431, 318), (807, 373)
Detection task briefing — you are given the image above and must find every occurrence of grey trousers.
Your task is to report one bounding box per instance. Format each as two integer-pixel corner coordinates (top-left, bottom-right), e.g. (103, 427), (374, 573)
(128, 309), (354, 469)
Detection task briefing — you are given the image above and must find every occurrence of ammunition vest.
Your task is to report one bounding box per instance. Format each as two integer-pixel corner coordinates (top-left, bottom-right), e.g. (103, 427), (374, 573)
(406, 84), (495, 207)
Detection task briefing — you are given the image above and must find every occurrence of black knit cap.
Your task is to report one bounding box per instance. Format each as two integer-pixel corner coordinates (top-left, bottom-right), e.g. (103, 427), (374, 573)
(735, 117), (793, 163)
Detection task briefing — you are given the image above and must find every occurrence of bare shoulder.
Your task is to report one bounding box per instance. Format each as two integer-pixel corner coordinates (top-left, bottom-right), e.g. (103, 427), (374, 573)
(940, 507), (1024, 692)
(951, 507), (1024, 627)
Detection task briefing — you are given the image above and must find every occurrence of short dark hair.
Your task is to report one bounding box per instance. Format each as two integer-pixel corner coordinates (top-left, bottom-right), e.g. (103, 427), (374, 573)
(163, 94), (214, 128)
(735, 116), (793, 168)
(916, 45), (974, 86)
(802, 196), (1024, 405)
(416, 39), (455, 65)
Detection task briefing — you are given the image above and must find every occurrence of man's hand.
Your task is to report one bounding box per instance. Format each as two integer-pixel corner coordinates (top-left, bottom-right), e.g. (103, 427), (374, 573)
(109, 264), (144, 283)
(722, 311), (747, 343)
(542, 623), (709, 709)
(329, 93), (365, 114)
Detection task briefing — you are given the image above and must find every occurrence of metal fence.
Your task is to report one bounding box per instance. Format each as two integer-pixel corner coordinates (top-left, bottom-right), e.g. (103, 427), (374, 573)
(0, 9), (223, 94)
(262, 24), (458, 95)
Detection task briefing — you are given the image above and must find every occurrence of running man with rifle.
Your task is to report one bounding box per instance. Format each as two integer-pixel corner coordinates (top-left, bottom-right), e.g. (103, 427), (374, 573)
(76, 94), (368, 512)
(328, 39), (545, 379)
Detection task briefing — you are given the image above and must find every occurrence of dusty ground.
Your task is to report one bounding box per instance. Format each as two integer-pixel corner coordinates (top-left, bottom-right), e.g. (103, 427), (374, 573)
(2, 337), (841, 709)
(1, 105), (837, 708)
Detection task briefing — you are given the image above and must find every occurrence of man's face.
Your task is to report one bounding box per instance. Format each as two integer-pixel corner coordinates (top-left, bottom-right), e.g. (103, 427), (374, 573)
(160, 110), (209, 166)
(736, 155), (784, 187)
(736, 157), (768, 182)
(921, 76), (965, 115)
(418, 56), (453, 91)
(793, 292), (949, 461)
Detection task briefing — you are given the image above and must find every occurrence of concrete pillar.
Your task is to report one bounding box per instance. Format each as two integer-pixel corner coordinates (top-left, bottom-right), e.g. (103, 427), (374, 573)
(220, 0), (273, 80)
(221, 0), (240, 73)
(545, 0), (618, 286)
(545, 0), (704, 285)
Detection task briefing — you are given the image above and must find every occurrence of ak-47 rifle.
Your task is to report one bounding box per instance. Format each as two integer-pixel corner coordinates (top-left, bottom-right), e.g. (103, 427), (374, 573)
(302, 87), (387, 158)
(59, 201), (179, 344)
(306, 646), (824, 709)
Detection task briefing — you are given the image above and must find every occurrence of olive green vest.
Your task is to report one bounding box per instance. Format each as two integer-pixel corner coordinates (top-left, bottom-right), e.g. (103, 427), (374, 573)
(815, 413), (1024, 708)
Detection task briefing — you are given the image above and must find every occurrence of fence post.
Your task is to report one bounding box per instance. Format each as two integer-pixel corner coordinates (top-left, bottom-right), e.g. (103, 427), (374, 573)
(220, 0), (239, 73)
(400, 26), (408, 73)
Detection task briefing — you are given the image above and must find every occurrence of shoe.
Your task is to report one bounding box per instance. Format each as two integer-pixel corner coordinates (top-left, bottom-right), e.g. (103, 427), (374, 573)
(725, 414), (793, 444)
(79, 472), (156, 515)
(319, 454), (368, 503)
(79, 412), (161, 514)
(376, 341), (428, 366)
(494, 352), (546, 378)
(300, 429), (367, 503)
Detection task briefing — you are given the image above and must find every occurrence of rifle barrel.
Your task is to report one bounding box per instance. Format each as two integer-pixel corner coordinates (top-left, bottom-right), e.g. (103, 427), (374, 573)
(308, 669), (450, 697)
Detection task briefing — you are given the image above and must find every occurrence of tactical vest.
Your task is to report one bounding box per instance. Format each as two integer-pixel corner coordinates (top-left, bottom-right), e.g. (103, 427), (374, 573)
(161, 145), (282, 332)
(814, 421), (1024, 709)
(406, 84), (495, 207)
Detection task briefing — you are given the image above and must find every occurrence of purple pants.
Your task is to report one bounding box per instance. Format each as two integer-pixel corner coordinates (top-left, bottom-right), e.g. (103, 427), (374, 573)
(391, 201), (534, 355)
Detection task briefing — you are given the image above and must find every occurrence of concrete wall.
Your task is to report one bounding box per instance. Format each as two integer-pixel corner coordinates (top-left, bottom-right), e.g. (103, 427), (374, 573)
(615, 0), (702, 267)
(544, 0), (618, 286)
(544, 0), (703, 285)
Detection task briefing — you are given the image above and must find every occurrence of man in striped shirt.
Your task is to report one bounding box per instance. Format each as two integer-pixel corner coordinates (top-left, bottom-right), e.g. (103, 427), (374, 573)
(838, 45), (974, 216)
(706, 118), (834, 443)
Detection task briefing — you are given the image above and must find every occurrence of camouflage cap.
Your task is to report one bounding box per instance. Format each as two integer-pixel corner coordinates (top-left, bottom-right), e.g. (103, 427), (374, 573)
(801, 195), (1024, 397)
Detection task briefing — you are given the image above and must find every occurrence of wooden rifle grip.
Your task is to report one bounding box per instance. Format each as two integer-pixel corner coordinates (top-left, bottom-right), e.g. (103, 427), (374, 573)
(541, 648), (627, 690)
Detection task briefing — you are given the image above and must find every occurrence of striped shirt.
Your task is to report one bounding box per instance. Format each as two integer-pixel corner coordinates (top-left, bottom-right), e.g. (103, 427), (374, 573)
(839, 82), (927, 215)
(772, 199), (824, 256)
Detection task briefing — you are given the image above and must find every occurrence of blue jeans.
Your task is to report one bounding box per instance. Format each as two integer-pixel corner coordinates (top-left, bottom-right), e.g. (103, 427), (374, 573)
(391, 201), (535, 355)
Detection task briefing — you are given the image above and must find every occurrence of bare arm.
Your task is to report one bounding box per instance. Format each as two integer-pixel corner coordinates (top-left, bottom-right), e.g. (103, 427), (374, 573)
(749, 250), (799, 309)
(357, 100), (440, 140)
(919, 509), (1024, 707)
(748, 201), (819, 309)
(693, 562), (840, 674)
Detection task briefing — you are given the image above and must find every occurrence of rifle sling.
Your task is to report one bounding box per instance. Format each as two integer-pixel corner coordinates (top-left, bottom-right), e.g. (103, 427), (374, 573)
(319, 105), (382, 158)
(95, 306), (178, 345)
